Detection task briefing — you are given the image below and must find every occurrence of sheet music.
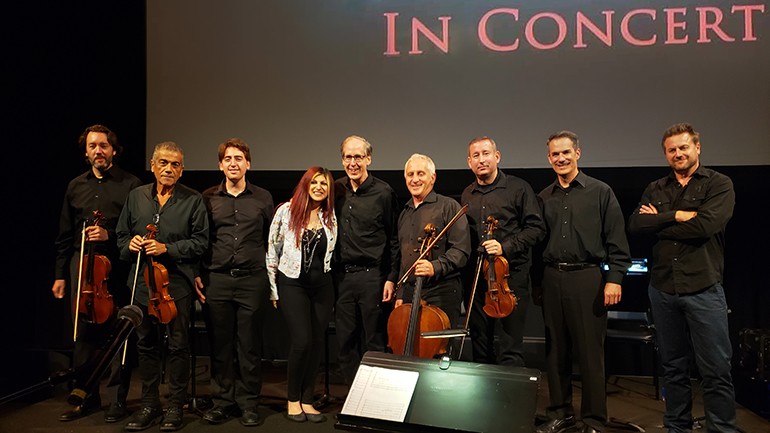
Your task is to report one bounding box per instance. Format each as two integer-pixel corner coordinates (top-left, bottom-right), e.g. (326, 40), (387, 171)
(340, 364), (419, 422)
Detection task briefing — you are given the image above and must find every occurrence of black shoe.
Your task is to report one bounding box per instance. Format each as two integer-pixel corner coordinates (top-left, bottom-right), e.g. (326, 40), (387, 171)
(202, 405), (237, 424)
(105, 401), (128, 423)
(125, 406), (163, 431)
(306, 412), (326, 423)
(160, 406), (184, 432)
(285, 412), (307, 423)
(536, 416), (577, 433)
(581, 425), (601, 433)
(240, 408), (261, 427)
(58, 399), (101, 422)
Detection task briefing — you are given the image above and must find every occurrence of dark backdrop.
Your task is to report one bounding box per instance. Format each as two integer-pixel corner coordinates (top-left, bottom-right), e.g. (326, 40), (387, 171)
(4, 1), (768, 415)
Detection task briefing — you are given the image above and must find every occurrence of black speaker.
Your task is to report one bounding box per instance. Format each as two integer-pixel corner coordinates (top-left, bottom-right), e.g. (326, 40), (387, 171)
(335, 351), (541, 433)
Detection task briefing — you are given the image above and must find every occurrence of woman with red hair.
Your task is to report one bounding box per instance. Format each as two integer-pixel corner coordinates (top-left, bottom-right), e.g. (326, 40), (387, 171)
(266, 166), (337, 423)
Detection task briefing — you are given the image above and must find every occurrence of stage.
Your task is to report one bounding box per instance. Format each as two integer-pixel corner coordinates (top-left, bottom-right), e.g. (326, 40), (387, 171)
(1, 356), (768, 433)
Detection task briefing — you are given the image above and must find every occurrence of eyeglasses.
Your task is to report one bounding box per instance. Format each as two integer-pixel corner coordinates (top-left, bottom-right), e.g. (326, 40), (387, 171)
(343, 154), (366, 164)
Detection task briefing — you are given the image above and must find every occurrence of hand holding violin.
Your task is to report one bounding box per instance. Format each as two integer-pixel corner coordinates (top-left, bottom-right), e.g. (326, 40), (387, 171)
(128, 235), (167, 255)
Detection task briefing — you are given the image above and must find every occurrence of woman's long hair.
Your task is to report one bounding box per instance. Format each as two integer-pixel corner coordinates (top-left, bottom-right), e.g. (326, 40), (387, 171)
(288, 166), (335, 246)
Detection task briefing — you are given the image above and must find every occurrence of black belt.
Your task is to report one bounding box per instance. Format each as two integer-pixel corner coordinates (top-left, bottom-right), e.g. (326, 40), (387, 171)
(214, 268), (256, 278)
(343, 264), (373, 273)
(547, 262), (599, 272)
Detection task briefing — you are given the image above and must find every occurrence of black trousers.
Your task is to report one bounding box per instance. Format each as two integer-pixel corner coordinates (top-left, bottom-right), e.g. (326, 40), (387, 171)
(541, 266), (607, 427)
(68, 258), (135, 406)
(334, 269), (388, 385)
(134, 295), (192, 408)
(202, 271), (270, 410)
(468, 268), (530, 366)
(278, 271), (334, 404)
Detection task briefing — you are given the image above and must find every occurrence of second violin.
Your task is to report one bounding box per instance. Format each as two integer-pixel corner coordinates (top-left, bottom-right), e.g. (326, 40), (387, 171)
(481, 216), (516, 318)
(142, 224), (177, 324)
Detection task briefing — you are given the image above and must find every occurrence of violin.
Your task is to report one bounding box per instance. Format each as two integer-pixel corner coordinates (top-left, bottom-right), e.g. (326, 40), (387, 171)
(388, 223), (451, 358)
(481, 216), (516, 318)
(142, 224), (177, 324)
(73, 210), (115, 339)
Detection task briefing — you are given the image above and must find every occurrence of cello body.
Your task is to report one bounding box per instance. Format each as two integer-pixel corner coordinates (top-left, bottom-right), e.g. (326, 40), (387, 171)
(387, 277), (451, 358)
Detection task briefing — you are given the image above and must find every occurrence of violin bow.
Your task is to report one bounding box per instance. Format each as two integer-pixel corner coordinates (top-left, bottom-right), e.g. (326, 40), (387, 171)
(72, 221), (87, 342)
(121, 241), (144, 365)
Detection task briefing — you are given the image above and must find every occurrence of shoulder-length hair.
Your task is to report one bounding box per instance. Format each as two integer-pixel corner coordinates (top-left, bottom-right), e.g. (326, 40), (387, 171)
(288, 166), (335, 246)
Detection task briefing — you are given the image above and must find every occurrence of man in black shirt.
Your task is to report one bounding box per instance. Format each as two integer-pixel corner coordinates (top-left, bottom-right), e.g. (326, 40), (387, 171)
(334, 135), (400, 385)
(117, 141), (209, 432)
(628, 123), (736, 433)
(52, 124), (141, 423)
(396, 154), (470, 342)
(537, 131), (631, 433)
(461, 136), (545, 366)
(196, 138), (274, 427)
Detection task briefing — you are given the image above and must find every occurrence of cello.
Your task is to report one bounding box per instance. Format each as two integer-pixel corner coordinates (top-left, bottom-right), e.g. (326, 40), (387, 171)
(73, 210), (115, 341)
(387, 204), (468, 358)
(481, 216), (516, 318)
(141, 223), (177, 324)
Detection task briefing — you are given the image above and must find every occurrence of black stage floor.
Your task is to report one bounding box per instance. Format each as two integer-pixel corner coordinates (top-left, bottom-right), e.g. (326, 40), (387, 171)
(1, 358), (768, 433)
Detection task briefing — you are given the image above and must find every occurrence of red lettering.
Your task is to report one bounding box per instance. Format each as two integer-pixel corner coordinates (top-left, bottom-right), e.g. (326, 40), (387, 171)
(697, 7), (735, 43)
(478, 8), (520, 52)
(732, 4), (766, 42)
(575, 11), (614, 48)
(384, 13), (399, 56)
(525, 12), (567, 50)
(410, 16), (451, 54)
(665, 8), (688, 44)
(621, 9), (657, 46)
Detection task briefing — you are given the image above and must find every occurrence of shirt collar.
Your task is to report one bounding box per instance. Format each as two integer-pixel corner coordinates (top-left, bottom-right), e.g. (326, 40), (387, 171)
(85, 166), (115, 181)
(345, 174), (374, 193)
(216, 179), (252, 196)
(664, 163), (709, 186)
(472, 170), (506, 193)
(406, 189), (438, 209)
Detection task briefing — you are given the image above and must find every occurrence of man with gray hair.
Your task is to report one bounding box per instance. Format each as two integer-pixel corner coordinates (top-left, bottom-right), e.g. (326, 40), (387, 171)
(117, 142), (209, 432)
(395, 154), (470, 343)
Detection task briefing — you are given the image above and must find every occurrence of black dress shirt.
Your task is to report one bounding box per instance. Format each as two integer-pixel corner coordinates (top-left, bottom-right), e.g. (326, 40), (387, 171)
(461, 171), (546, 269)
(200, 181), (274, 272)
(54, 166), (142, 280)
(116, 183), (209, 304)
(335, 175), (400, 282)
(397, 190), (471, 291)
(539, 171), (631, 285)
(627, 165), (734, 294)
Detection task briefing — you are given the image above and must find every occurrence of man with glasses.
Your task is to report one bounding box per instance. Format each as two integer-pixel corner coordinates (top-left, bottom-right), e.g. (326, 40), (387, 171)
(117, 141), (209, 432)
(334, 135), (400, 386)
